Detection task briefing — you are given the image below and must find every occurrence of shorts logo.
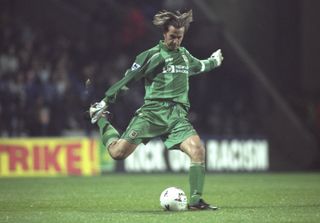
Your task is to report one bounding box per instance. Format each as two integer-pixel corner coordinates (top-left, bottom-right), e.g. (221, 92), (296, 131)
(129, 130), (138, 139)
(131, 63), (141, 71)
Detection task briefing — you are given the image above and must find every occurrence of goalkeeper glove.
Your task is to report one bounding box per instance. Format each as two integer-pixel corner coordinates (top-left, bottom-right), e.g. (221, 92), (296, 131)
(210, 49), (223, 67)
(89, 100), (108, 124)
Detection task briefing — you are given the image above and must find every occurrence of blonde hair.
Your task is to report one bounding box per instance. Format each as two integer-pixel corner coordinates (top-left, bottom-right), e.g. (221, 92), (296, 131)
(153, 10), (193, 32)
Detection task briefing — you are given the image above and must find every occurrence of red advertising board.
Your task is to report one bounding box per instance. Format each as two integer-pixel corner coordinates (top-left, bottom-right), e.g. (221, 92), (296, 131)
(0, 138), (99, 177)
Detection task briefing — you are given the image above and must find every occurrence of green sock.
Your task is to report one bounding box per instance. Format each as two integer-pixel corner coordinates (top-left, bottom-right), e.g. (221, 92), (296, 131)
(189, 162), (205, 205)
(97, 118), (120, 147)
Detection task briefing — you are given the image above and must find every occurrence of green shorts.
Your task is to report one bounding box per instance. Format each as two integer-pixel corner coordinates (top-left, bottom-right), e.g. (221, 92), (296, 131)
(121, 100), (197, 150)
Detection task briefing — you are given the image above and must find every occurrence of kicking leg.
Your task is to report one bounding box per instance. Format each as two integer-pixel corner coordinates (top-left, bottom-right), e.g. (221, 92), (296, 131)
(90, 101), (139, 160)
(107, 139), (138, 160)
(97, 118), (138, 160)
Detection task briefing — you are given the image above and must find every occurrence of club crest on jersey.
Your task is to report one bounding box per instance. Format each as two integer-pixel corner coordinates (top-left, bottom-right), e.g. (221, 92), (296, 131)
(131, 62), (141, 71)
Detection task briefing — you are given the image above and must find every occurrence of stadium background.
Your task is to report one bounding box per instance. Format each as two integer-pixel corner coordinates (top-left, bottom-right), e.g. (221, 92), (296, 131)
(1, 0), (320, 176)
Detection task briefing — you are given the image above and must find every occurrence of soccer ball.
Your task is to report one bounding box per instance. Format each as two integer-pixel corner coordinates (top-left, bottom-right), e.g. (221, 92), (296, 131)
(160, 187), (188, 211)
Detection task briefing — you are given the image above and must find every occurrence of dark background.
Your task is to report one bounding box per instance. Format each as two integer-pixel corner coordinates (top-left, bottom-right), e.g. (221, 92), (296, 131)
(0, 0), (320, 170)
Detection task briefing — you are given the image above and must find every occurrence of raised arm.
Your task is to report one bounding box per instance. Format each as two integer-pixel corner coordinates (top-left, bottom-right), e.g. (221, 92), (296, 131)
(186, 49), (223, 76)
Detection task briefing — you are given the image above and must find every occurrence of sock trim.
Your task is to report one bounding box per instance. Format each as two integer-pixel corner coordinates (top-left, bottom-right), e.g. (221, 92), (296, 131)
(190, 162), (205, 167)
(98, 118), (107, 128)
(106, 137), (119, 148)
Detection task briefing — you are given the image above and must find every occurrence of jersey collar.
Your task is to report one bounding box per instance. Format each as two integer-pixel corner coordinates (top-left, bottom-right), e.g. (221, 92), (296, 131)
(159, 40), (181, 52)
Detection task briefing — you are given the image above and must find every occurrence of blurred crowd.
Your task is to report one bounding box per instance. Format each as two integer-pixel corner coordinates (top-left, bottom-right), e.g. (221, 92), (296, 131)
(0, 16), (83, 136)
(1, 1), (318, 140)
(0, 3), (150, 136)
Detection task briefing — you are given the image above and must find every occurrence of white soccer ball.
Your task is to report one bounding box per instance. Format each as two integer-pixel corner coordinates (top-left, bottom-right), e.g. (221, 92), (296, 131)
(160, 187), (188, 211)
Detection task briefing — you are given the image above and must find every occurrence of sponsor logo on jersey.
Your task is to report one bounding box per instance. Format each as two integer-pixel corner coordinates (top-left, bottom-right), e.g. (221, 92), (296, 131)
(131, 62), (141, 71)
(163, 65), (189, 74)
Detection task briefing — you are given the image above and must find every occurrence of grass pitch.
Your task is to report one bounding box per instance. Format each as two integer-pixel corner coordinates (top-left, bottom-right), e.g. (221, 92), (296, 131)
(0, 173), (320, 223)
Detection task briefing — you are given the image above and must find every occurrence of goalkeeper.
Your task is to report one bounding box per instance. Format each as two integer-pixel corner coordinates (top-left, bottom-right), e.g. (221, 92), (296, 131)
(90, 9), (223, 210)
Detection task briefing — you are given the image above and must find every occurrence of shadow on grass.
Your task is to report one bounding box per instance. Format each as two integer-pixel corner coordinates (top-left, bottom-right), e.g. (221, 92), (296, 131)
(109, 209), (183, 215)
(222, 204), (320, 209)
(106, 209), (221, 215)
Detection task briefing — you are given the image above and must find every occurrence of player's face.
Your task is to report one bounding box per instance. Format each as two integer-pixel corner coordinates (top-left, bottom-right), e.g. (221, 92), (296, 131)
(163, 26), (185, 50)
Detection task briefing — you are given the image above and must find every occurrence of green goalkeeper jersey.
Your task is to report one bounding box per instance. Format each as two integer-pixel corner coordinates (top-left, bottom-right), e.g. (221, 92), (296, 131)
(103, 41), (219, 108)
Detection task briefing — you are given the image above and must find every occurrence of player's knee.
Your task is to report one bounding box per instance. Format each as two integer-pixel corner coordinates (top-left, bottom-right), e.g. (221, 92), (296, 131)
(189, 145), (205, 162)
(108, 146), (127, 160)
(107, 140), (137, 160)
(108, 149), (126, 160)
